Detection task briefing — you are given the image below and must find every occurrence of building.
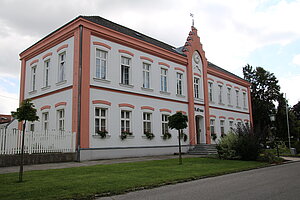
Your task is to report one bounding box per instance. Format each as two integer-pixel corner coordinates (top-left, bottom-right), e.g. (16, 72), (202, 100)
(19, 16), (252, 161)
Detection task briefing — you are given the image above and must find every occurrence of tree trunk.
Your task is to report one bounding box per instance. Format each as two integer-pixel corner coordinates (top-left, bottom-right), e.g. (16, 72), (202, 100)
(178, 129), (182, 165)
(19, 120), (26, 182)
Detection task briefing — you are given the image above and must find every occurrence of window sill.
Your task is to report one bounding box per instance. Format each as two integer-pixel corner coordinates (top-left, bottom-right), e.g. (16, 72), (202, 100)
(218, 102), (225, 106)
(195, 98), (204, 103)
(141, 87), (154, 92)
(176, 94), (185, 98)
(93, 77), (111, 83)
(243, 107), (248, 110)
(228, 104), (233, 107)
(160, 91), (170, 95)
(41, 86), (51, 91)
(119, 135), (135, 139)
(29, 90), (37, 95)
(236, 106), (241, 109)
(92, 134), (111, 139)
(56, 80), (67, 86)
(119, 83), (134, 88)
(142, 135), (155, 139)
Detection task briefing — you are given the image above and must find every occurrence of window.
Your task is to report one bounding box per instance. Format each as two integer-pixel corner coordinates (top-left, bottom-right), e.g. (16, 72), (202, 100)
(58, 52), (66, 82)
(162, 114), (169, 134)
(96, 49), (107, 79)
(218, 85), (223, 104)
(236, 90), (239, 107)
(160, 68), (168, 92)
(210, 119), (215, 135)
(143, 63), (150, 88)
(30, 123), (35, 132)
(121, 56), (130, 85)
(95, 108), (107, 134)
(176, 72), (183, 95)
(229, 121), (234, 130)
(57, 109), (65, 131)
(31, 66), (37, 91)
(227, 87), (231, 105)
(121, 110), (131, 133)
(143, 113), (152, 133)
(44, 60), (50, 87)
(194, 77), (200, 99)
(220, 120), (225, 135)
(208, 82), (213, 102)
(237, 121), (242, 127)
(243, 92), (247, 108)
(42, 112), (49, 131)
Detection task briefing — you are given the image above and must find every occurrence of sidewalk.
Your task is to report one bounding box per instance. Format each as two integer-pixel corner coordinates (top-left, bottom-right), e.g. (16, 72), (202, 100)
(281, 156), (300, 162)
(0, 154), (201, 174)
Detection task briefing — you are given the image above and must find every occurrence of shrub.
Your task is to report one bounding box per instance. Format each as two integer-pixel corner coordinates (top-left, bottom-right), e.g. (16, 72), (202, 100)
(144, 131), (155, 140)
(292, 141), (300, 153)
(97, 130), (108, 138)
(217, 124), (261, 161)
(162, 132), (172, 140)
(257, 151), (284, 163)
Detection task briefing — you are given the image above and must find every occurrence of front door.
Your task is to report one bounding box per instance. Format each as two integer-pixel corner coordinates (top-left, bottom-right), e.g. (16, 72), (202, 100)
(195, 116), (201, 144)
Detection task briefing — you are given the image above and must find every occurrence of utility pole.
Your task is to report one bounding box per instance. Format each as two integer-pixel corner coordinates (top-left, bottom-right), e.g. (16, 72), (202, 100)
(285, 93), (291, 149)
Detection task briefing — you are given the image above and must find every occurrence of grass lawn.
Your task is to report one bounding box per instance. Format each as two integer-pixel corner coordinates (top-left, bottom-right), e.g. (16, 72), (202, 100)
(0, 157), (267, 200)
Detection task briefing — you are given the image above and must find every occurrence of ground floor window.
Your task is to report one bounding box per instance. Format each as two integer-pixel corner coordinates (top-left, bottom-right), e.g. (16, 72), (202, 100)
(162, 114), (169, 134)
(42, 112), (49, 131)
(57, 109), (65, 131)
(220, 119), (225, 136)
(95, 108), (107, 134)
(143, 112), (152, 133)
(210, 119), (215, 135)
(229, 121), (234, 131)
(121, 110), (131, 133)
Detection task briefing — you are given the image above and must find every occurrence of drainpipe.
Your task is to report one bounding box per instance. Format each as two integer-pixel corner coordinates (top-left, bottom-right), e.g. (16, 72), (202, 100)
(76, 25), (83, 162)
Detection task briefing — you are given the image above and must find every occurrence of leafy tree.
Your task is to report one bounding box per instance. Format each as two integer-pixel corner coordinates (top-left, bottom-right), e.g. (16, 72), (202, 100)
(11, 99), (39, 182)
(243, 64), (280, 144)
(168, 112), (188, 165)
(292, 101), (300, 120)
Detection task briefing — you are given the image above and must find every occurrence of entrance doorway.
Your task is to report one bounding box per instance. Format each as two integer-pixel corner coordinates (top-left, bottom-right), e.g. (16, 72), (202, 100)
(195, 115), (204, 144)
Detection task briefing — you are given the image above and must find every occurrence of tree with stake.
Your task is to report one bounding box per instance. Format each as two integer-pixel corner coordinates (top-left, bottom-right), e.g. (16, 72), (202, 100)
(11, 99), (39, 182)
(168, 112), (188, 165)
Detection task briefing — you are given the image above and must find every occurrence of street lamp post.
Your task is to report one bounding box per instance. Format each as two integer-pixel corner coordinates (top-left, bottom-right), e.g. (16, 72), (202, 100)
(285, 93), (291, 149)
(270, 113), (279, 157)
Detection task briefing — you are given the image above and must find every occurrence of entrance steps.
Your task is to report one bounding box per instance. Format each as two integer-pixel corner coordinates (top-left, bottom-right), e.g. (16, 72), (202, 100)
(188, 144), (218, 155)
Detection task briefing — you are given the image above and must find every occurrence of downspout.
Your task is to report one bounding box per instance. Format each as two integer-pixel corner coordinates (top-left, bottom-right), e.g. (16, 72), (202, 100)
(76, 25), (83, 162)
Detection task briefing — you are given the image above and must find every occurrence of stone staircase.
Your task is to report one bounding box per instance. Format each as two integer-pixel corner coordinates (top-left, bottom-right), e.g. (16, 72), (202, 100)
(188, 144), (218, 155)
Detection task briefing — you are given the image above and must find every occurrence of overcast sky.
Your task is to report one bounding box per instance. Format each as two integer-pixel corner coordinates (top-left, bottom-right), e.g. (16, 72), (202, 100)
(0, 0), (299, 114)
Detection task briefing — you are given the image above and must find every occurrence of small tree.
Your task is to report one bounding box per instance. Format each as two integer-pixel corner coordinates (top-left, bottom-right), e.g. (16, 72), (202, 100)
(12, 99), (39, 182)
(168, 112), (188, 165)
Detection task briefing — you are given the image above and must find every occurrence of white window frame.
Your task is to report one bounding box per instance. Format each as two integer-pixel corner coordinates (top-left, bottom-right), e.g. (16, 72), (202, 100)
(142, 63), (151, 88)
(58, 52), (66, 82)
(229, 120), (234, 131)
(194, 77), (200, 99)
(121, 56), (131, 85)
(236, 90), (240, 107)
(42, 112), (49, 132)
(143, 112), (152, 133)
(176, 72), (183, 95)
(121, 110), (131, 133)
(220, 119), (225, 135)
(160, 68), (168, 92)
(43, 60), (50, 87)
(227, 87), (232, 105)
(210, 119), (215, 135)
(162, 114), (169, 135)
(95, 49), (108, 80)
(218, 85), (223, 104)
(208, 82), (213, 102)
(95, 107), (107, 134)
(57, 109), (65, 132)
(31, 65), (37, 91)
(243, 92), (247, 108)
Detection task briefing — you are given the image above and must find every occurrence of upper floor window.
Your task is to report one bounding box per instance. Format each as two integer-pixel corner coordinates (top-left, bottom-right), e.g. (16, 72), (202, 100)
(208, 82), (213, 102)
(42, 112), (49, 131)
(143, 63), (150, 88)
(96, 49), (107, 80)
(121, 110), (131, 133)
(194, 77), (200, 99)
(162, 114), (169, 134)
(236, 90), (240, 107)
(160, 68), (168, 92)
(121, 56), (130, 85)
(31, 66), (37, 91)
(58, 52), (66, 82)
(57, 109), (65, 131)
(176, 72), (183, 95)
(218, 85), (223, 104)
(143, 112), (152, 133)
(44, 60), (50, 87)
(227, 87), (232, 105)
(95, 108), (107, 134)
(243, 92), (247, 108)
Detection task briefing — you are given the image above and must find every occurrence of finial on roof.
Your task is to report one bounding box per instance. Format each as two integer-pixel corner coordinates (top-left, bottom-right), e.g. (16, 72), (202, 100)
(190, 13), (194, 27)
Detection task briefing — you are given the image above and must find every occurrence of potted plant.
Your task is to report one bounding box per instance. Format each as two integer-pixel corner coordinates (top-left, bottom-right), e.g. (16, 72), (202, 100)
(144, 131), (155, 140)
(162, 132), (172, 140)
(97, 129), (108, 138)
(120, 130), (133, 140)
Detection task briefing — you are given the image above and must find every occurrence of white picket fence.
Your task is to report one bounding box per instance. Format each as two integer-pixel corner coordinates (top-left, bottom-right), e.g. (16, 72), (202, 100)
(0, 128), (76, 155)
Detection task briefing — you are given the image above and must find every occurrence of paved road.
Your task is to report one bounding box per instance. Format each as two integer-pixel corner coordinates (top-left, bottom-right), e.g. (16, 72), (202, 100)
(99, 162), (300, 200)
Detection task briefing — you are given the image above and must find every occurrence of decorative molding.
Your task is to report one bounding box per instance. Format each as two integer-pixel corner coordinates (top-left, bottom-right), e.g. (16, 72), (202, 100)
(118, 103), (135, 109)
(56, 44), (68, 52)
(92, 100), (111, 106)
(234, 86), (240, 90)
(208, 78), (214, 82)
(40, 105), (51, 111)
(118, 49), (134, 57)
(217, 81), (224, 85)
(30, 59), (39, 66)
(228, 117), (235, 120)
(226, 83), (232, 87)
(55, 102), (67, 108)
(174, 67), (185, 72)
(140, 56), (153, 63)
(141, 106), (155, 111)
(159, 108), (171, 113)
(193, 73), (201, 77)
(219, 116), (226, 119)
(158, 62), (170, 68)
(93, 41), (112, 50)
(209, 115), (216, 118)
(42, 52), (53, 60)
(236, 118), (242, 121)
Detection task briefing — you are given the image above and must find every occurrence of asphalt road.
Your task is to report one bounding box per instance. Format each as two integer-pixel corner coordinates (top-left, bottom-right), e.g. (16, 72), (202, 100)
(98, 162), (300, 200)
